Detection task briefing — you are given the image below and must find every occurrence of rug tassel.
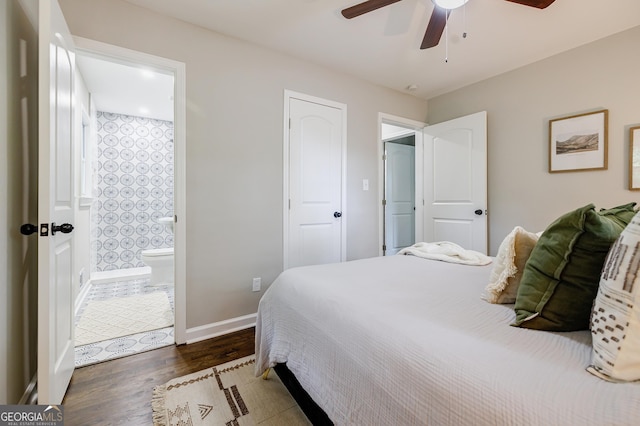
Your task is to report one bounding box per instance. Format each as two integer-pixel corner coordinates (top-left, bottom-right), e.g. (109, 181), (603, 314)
(262, 368), (270, 380)
(151, 384), (168, 426)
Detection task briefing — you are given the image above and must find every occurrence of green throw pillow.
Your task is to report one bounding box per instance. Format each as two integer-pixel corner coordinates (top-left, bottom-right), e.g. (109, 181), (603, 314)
(512, 202), (637, 331)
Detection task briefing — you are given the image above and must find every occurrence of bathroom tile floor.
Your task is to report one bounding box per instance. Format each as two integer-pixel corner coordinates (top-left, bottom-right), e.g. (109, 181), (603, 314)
(74, 278), (175, 367)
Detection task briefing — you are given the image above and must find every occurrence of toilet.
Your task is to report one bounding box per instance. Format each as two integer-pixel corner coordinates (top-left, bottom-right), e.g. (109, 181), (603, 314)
(141, 217), (174, 286)
(141, 247), (174, 285)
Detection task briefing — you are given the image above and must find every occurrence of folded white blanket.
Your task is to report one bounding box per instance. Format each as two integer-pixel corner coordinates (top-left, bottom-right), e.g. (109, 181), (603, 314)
(398, 241), (492, 266)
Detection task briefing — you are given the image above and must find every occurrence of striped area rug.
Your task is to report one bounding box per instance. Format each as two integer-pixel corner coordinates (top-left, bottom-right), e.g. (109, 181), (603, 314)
(152, 356), (310, 425)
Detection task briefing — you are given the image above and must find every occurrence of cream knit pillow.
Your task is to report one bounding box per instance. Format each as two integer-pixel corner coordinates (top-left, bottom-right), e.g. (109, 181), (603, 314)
(485, 226), (539, 304)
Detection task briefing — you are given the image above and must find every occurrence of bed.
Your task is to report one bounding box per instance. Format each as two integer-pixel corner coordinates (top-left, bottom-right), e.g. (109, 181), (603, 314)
(255, 251), (640, 425)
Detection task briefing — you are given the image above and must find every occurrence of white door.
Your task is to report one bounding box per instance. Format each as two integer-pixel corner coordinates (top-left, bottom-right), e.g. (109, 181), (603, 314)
(384, 142), (415, 255)
(422, 111), (487, 253)
(37, 0), (76, 404)
(286, 94), (345, 268)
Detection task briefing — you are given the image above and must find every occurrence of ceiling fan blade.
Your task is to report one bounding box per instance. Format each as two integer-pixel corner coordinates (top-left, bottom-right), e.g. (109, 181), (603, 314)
(420, 6), (450, 50)
(341, 0), (403, 19)
(504, 0), (556, 9)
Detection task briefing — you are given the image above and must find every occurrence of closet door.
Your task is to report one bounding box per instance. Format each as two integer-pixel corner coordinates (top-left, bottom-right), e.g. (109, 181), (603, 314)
(285, 93), (346, 268)
(384, 142), (415, 255)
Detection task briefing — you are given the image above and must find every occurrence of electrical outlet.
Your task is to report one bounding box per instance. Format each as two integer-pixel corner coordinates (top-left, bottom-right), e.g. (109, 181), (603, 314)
(252, 277), (261, 292)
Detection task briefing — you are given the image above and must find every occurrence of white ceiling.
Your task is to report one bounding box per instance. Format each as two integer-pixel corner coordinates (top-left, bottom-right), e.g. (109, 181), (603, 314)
(75, 54), (175, 121)
(117, 0), (640, 100)
(77, 0), (640, 118)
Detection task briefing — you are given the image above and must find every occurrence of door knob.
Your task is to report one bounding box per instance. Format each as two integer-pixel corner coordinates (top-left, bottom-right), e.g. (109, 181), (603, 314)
(474, 209), (483, 216)
(20, 224), (38, 236)
(51, 222), (74, 235)
(333, 211), (342, 218)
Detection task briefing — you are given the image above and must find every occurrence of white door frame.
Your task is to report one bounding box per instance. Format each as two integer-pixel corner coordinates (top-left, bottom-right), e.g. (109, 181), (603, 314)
(378, 113), (426, 256)
(72, 36), (187, 344)
(283, 90), (347, 269)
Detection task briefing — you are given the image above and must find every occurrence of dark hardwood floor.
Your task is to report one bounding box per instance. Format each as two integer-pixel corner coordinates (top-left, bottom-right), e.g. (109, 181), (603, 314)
(62, 327), (255, 425)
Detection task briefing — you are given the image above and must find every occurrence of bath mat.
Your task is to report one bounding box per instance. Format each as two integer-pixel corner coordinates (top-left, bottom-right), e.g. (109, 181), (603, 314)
(76, 292), (173, 346)
(152, 356), (310, 426)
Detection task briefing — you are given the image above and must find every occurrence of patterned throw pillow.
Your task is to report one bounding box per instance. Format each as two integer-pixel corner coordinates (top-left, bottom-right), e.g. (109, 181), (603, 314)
(485, 226), (539, 304)
(588, 211), (640, 382)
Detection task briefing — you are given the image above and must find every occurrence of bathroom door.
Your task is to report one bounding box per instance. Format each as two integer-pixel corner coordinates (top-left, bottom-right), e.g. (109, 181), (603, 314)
(37, 0), (76, 404)
(285, 92), (346, 269)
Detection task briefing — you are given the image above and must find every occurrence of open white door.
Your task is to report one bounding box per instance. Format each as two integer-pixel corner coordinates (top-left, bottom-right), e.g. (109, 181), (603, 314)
(37, 0), (76, 404)
(384, 142), (415, 255)
(422, 111), (487, 254)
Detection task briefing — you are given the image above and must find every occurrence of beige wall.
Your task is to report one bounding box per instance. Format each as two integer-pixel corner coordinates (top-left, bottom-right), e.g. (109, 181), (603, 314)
(1, 0), (39, 404)
(428, 25), (640, 255)
(58, 0), (428, 329)
(1, 0), (8, 405)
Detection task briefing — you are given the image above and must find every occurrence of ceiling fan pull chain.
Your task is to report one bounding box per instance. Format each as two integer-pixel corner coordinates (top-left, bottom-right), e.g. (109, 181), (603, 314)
(444, 11), (449, 63)
(462, 2), (467, 39)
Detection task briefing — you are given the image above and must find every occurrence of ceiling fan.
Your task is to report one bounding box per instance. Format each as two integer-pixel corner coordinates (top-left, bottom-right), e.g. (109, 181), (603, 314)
(341, 0), (556, 50)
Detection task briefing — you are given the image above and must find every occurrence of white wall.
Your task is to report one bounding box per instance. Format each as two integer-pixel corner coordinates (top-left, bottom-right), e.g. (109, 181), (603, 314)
(73, 69), (92, 297)
(58, 0), (429, 331)
(428, 25), (640, 255)
(0, 0), (39, 404)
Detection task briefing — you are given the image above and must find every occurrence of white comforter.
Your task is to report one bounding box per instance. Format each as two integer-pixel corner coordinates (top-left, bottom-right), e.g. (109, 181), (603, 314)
(255, 255), (640, 425)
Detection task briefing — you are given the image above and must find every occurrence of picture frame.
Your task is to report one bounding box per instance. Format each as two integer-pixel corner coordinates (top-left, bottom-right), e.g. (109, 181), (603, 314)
(629, 126), (640, 190)
(548, 109), (608, 173)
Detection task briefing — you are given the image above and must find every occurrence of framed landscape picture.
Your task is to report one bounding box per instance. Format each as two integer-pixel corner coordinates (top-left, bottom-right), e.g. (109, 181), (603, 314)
(630, 126), (640, 190)
(549, 109), (608, 173)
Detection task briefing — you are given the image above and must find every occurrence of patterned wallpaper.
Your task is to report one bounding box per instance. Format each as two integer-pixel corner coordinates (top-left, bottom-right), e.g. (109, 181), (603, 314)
(91, 112), (174, 272)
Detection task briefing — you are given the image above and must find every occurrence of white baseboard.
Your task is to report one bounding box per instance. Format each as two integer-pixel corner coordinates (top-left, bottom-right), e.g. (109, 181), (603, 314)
(185, 313), (256, 344)
(74, 279), (93, 317)
(18, 373), (38, 405)
(91, 267), (151, 284)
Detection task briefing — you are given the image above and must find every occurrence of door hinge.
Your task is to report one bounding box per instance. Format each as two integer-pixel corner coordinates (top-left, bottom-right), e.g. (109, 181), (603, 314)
(382, 199), (386, 206)
(382, 244), (386, 252)
(382, 154), (387, 161)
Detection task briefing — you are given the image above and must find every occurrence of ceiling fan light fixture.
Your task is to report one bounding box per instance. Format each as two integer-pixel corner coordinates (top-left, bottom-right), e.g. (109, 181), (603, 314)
(432, 0), (468, 9)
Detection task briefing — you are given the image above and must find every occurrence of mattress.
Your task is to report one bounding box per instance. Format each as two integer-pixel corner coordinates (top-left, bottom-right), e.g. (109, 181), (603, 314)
(255, 255), (640, 425)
